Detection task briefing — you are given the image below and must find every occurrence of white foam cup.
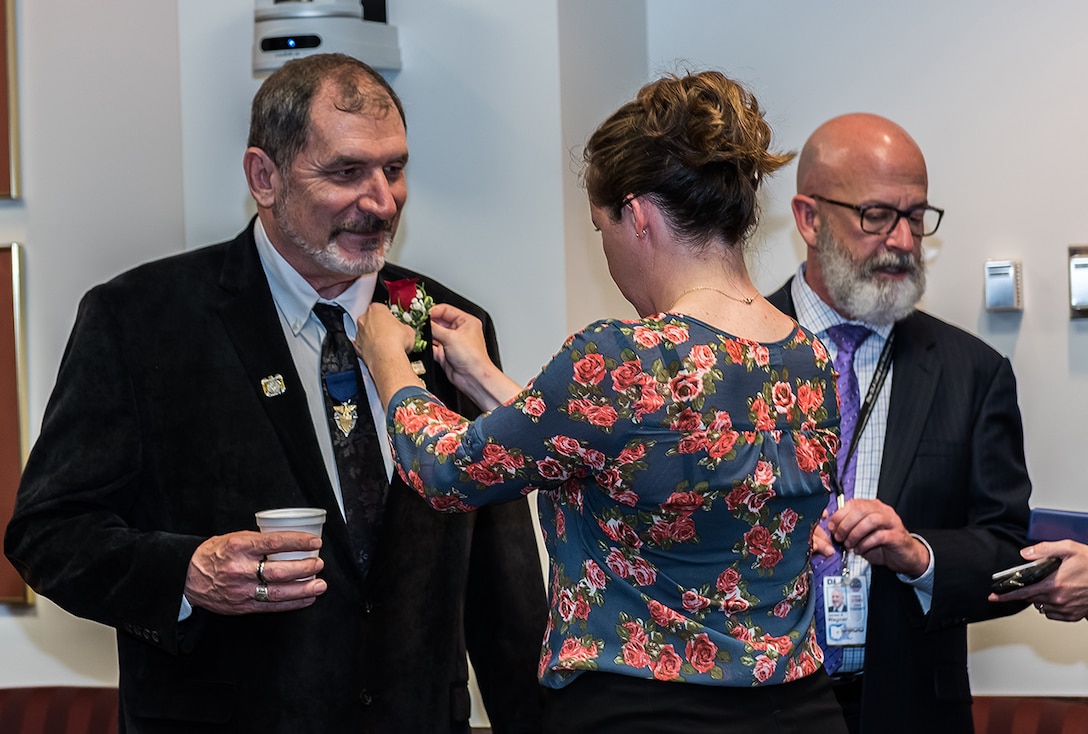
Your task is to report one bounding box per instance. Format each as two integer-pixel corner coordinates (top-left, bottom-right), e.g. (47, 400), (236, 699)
(254, 507), (327, 561)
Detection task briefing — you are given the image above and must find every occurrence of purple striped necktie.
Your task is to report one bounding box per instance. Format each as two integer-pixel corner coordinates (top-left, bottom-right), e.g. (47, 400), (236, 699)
(813, 322), (872, 674)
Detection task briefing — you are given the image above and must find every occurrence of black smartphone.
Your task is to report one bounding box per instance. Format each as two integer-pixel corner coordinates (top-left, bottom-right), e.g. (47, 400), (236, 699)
(990, 556), (1061, 594)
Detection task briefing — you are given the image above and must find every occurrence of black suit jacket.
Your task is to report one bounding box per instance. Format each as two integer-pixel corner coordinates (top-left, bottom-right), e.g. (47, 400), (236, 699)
(769, 277), (1030, 734)
(5, 222), (547, 734)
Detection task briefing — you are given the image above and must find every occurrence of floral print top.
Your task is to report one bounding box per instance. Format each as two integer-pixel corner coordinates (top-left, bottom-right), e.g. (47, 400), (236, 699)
(386, 313), (839, 689)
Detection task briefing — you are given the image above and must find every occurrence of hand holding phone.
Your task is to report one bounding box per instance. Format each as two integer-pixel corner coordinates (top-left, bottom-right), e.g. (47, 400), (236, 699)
(990, 556), (1061, 594)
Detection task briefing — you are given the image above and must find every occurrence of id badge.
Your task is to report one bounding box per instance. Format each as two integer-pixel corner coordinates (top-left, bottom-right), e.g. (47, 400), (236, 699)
(822, 574), (867, 646)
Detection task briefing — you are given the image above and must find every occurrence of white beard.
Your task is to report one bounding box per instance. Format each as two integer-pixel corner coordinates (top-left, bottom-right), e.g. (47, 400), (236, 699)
(815, 225), (925, 325)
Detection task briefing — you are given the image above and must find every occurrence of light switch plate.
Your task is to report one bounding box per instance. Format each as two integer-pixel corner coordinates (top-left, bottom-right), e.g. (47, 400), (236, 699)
(984, 259), (1022, 312)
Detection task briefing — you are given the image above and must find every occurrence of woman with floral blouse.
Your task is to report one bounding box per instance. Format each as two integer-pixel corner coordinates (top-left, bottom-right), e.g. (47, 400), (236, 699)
(355, 71), (848, 733)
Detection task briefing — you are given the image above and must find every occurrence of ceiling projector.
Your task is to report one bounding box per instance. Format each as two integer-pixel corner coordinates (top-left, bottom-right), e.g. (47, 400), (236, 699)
(253, 0), (402, 74)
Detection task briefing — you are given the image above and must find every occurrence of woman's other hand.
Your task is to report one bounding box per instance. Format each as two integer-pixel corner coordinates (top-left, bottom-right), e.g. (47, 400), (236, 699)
(430, 304), (491, 383)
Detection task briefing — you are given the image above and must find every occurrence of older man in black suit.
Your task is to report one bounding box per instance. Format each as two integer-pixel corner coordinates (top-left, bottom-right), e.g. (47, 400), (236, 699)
(767, 113), (1031, 734)
(5, 54), (546, 733)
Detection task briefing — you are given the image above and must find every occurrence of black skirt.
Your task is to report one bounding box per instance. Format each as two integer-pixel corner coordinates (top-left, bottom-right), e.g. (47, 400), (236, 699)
(541, 669), (848, 734)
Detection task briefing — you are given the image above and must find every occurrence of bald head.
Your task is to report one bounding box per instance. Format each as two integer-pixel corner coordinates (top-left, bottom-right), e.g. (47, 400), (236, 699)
(790, 113), (932, 324)
(796, 113), (927, 197)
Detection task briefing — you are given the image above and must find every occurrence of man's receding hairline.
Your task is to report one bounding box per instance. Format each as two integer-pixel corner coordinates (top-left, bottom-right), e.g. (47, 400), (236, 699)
(316, 76), (400, 120)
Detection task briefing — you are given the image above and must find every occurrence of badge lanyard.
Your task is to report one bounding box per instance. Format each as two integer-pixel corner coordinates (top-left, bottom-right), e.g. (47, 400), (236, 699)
(832, 329), (895, 575)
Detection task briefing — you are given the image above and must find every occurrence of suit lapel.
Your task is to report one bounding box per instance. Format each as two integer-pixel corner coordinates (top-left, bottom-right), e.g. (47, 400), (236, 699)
(876, 315), (940, 508)
(371, 273), (388, 306)
(214, 225), (343, 526)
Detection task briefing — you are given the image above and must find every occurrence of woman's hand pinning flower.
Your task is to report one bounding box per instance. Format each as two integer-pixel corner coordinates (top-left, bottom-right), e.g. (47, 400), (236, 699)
(386, 278), (433, 352)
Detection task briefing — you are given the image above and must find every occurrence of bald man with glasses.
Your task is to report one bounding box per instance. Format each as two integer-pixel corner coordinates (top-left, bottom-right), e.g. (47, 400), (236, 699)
(767, 113), (1032, 734)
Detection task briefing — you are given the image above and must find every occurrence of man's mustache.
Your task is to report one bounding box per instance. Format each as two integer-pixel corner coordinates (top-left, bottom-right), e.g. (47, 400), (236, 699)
(865, 249), (918, 275)
(332, 216), (393, 237)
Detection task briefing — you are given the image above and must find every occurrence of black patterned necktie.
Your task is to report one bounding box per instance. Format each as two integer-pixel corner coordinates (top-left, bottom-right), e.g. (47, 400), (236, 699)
(313, 303), (388, 576)
(813, 322), (872, 674)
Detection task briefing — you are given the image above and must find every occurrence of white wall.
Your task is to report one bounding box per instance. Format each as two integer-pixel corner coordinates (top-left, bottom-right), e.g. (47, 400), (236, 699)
(557, 0), (646, 331)
(646, 0), (1088, 694)
(3, 0), (1086, 709)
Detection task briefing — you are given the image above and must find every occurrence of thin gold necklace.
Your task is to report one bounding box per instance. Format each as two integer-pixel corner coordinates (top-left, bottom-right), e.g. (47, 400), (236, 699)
(668, 285), (755, 312)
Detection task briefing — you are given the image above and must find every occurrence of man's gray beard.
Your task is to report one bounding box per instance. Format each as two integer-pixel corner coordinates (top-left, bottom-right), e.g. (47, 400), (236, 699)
(815, 225), (926, 325)
(301, 231), (392, 277)
(273, 188), (392, 277)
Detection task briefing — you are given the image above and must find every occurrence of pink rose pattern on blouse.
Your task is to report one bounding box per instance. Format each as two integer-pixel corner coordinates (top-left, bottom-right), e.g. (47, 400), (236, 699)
(387, 313), (838, 689)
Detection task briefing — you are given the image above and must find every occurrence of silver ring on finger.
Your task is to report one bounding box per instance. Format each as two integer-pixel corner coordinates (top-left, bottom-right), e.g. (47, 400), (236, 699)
(255, 583), (270, 603)
(256, 559), (267, 585)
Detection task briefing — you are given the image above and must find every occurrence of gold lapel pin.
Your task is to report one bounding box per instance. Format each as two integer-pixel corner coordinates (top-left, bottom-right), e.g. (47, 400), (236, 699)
(261, 374), (287, 397)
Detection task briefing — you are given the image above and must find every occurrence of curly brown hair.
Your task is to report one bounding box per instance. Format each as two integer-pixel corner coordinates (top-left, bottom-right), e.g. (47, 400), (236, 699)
(583, 70), (794, 248)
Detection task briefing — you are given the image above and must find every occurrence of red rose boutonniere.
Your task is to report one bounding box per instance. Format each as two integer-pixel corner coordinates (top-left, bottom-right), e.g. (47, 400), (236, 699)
(386, 277), (433, 353)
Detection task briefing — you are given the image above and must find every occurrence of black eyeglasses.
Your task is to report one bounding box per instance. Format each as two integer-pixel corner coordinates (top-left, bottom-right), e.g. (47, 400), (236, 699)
(808, 194), (944, 237)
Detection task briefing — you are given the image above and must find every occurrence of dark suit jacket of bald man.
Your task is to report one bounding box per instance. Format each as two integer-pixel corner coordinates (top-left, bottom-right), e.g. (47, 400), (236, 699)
(5, 220), (547, 734)
(769, 277), (1030, 734)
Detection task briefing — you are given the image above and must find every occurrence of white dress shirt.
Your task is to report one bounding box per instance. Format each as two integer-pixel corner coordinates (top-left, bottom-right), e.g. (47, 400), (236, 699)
(790, 264), (935, 673)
